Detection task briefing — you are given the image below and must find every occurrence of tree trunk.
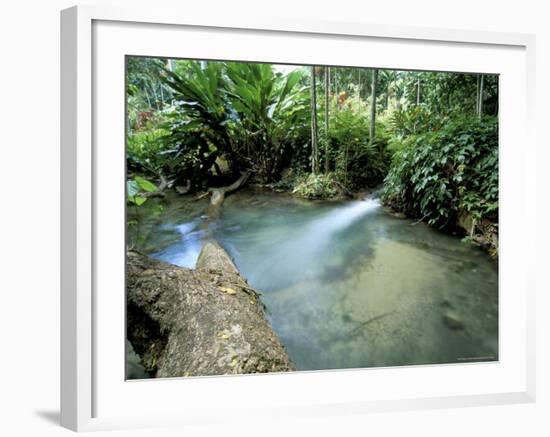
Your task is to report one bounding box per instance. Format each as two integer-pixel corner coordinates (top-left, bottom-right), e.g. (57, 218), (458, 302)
(370, 69), (378, 145)
(208, 171), (250, 208)
(324, 66), (330, 174)
(333, 67), (338, 110)
(150, 80), (160, 111)
(475, 75), (480, 114)
(159, 83), (164, 106)
(206, 171), (250, 222)
(310, 66), (319, 174)
(142, 174), (169, 199)
(477, 74), (484, 119)
(127, 243), (295, 378)
(416, 78), (421, 106)
(357, 69), (361, 108)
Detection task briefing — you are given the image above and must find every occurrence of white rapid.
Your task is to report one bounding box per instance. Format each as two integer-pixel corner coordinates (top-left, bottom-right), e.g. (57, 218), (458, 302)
(302, 198), (381, 240)
(242, 199), (381, 290)
(130, 190), (498, 377)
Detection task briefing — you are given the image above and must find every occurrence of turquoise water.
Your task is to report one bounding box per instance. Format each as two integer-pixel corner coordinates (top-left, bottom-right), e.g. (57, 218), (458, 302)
(128, 189), (498, 374)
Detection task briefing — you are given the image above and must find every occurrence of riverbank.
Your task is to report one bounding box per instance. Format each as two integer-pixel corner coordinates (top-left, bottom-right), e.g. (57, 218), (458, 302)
(128, 188), (498, 375)
(249, 174), (498, 257)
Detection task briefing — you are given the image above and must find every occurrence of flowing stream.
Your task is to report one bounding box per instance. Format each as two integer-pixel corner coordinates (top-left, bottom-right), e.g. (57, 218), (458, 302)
(128, 189), (498, 375)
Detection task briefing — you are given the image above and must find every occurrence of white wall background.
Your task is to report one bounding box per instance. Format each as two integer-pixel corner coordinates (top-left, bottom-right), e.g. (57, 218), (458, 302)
(0, 1), (546, 436)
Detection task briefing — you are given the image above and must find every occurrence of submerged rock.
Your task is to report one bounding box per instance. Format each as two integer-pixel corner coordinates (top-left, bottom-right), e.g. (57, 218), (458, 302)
(442, 313), (465, 331)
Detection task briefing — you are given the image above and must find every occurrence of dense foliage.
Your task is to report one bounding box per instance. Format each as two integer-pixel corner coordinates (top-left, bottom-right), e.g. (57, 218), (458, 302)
(291, 173), (342, 199)
(126, 57), (499, 251)
(158, 62), (310, 187)
(328, 105), (391, 189)
(382, 116), (498, 228)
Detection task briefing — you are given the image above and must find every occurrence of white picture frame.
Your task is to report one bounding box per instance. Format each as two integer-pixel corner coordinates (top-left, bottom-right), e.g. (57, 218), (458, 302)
(60, 4), (536, 432)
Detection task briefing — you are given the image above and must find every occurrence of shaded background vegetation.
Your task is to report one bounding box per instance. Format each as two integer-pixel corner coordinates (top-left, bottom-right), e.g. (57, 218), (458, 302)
(126, 57), (498, 250)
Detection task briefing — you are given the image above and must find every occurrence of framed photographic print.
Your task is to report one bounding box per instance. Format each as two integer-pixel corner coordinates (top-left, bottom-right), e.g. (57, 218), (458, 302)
(61, 5), (536, 432)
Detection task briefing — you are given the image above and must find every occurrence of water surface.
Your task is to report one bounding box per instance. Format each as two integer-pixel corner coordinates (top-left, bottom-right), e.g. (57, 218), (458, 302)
(128, 189), (498, 373)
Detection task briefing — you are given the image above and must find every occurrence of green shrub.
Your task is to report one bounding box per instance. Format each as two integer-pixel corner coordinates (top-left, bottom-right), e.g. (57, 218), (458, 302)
(127, 127), (170, 176)
(292, 173), (343, 199)
(382, 116), (498, 228)
(326, 106), (391, 190)
(163, 61), (310, 183)
(126, 176), (158, 206)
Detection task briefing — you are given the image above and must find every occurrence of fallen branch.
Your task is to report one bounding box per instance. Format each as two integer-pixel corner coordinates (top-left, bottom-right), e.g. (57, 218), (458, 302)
(349, 311), (396, 336)
(158, 174), (169, 191)
(142, 174), (170, 198)
(410, 213), (430, 226)
(208, 171), (250, 207)
(127, 242), (294, 378)
(192, 192), (210, 201)
(175, 179), (192, 195)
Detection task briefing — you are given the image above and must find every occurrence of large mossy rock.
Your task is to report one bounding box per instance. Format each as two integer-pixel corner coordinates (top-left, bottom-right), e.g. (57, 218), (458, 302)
(126, 242), (295, 378)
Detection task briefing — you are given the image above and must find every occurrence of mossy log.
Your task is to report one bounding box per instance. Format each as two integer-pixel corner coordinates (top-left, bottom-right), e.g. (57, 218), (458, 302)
(127, 241), (295, 378)
(204, 171), (250, 222)
(208, 172), (250, 207)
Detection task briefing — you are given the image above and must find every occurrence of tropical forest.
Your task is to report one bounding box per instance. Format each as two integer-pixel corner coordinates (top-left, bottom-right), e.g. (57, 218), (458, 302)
(125, 57), (499, 379)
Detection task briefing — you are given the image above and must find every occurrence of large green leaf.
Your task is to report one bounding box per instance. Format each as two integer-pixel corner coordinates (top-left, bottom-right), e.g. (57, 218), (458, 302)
(127, 180), (140, 197)
(135, 176), (157, 192)
(128, 195), (147, 206)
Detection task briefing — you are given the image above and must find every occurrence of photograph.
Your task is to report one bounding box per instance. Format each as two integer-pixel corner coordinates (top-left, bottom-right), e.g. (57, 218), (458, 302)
(125, 57), (499, 379)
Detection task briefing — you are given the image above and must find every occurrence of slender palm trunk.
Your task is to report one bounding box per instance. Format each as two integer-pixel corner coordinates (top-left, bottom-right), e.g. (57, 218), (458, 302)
(370, 69), (378, 145)
(149, 78), (161, 110)
(477, 74), (485, 119)
(310, 66), (319, 174)
(385, 81), (391, 110)
(325, 66), (330, 173)
(333, 68), (338, 111)
(475, 75), (480, 114)
(357, 69), (361, 109)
